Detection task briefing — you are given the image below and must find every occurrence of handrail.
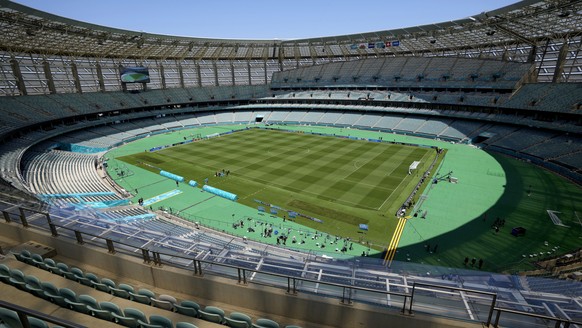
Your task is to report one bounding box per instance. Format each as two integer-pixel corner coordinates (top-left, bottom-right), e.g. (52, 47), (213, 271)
(491, 306), (582, 328)
(0, 299), (86, 328)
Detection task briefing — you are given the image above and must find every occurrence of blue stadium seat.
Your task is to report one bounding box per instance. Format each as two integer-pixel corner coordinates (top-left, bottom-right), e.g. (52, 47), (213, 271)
(110, 283), (134, 299)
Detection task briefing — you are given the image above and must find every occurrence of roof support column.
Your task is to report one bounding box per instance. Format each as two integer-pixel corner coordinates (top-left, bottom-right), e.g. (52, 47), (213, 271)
(230, 62), (235, 86)
(552, 41), (568, 83)
(247, 62), (252, 85)
(527, 45), (537, 63)
(159, 63), (166, 89)
(213, 61), (219, 86)
(178, 64), (185, 88)
(10, 57), (27, 96)
(195, 62), (202, 87)
(95, 62), (105, 92)
(42, 60), (56, 94)
(263, 61), (268, 84)
(70, 62), (82, 94)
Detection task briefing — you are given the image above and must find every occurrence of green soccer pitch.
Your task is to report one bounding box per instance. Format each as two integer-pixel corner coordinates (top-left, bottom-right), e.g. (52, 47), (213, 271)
(106, 125), (582, 273)
(115, 128), (437, 247)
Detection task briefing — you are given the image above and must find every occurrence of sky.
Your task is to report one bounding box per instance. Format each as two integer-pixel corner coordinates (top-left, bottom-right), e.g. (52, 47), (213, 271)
(13, 0), (519, 40)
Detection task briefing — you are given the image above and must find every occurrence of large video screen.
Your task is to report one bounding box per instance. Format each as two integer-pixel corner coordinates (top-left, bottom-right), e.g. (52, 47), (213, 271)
(120, 66), (150, 83)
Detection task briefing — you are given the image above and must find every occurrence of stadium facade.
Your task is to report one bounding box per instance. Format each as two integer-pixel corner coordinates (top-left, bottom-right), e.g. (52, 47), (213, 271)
(0, 0), (581, 327)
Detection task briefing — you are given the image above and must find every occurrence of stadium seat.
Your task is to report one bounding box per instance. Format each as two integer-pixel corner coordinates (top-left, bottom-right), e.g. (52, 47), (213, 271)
(78, 294), (99, 310)
(253, 318), (280, 328)
(110, 283), (134, 299)
(100, 301), (123, 316)
(174, 300), (200, 317)
(58, 287), (78, 306)
(111, 311), (139, 328)
(124, 307), (148, 324)
(99, 277), (116, 292)
(84, 272), (100, 287)
(29, 317), (50, 328)
(199, 306), (225, 324)
(41, 282), (63, 304)
(31, 253), (45, 269)
(65, 297), (90, 314)
(24, 275), (44, 297)
(0, 307), (24, 328)
(88, 304), (114, 321)
(129, 288), (155, 305)
(70, 267), (91, 286)
(14, 249), (32, 264)
(284, 326), (303, 328)
(176, 323), (198, 328)
(0, 263), (11, 283)
(225, 317), (251, 328)
(8, 268), (27, 290)
(150, 294), (176, 311)
(55, 263), (71, 279)
(43, 258), (58, 274)
(224, 312), (253, 328)
(149, 314), (173, 328)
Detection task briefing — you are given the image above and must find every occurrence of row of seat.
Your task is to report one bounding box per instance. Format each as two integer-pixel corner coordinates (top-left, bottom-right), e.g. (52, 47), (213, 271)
(0, 307), (62, 328)
(0, 261), (197, 328)
(14, 250), (302, 328)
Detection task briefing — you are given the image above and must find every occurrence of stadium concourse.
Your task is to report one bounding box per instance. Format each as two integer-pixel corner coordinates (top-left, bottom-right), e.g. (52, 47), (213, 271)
(1, 0), (582, 327)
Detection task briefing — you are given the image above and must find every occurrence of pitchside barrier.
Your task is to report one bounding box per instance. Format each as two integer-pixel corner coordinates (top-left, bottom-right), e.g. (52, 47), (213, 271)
(202, 185), (238, 201)
(160, 170), (184, 182)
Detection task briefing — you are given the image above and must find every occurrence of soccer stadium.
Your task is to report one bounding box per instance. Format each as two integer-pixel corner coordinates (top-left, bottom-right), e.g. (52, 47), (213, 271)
(0, 0), (581, 327)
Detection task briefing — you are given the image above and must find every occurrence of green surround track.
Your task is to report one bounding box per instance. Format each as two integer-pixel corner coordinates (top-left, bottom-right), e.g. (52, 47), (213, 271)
(104, 124), (582, 273)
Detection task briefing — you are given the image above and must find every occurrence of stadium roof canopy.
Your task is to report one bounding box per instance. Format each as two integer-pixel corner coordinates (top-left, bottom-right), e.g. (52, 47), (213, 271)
(0, 0), (581, 94)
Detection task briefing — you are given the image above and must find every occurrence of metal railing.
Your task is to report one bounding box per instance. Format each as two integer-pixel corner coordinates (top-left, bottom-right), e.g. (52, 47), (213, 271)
(2, 203), (582, 328)
(0, 299), (86, 328)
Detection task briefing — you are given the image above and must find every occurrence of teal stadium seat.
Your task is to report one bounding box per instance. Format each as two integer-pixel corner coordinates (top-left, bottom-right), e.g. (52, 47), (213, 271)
(176, 322), (198, 328)
(55, 262), (70, 278)
(225, 311), (253, 328)
(41, 282), (63, 304)
(110, 283), (134, 299)
(24, 275), (44, 297)
(0, 307), (23, 328)
(14, 249), (32, 264)
(124, 307), (148, 324)
(8, 269), (27, 290)
(151, 294), (177, 311)
(0, 264), (11, 283)
(199, 306), (225, 324)
(29, 317), (50, 328)
(100, 301), (123, 316)
(31, 253), (45, 269)
(149, 314), (173, 328)
(253, 318), (280, 328)
(129, 288), (155, 305)
(43, 258), (58, 274)
(111, 311), (139, 328)
(174, 300), (200, 317)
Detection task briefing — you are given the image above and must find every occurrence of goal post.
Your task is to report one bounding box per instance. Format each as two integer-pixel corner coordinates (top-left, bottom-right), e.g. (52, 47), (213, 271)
(408, 161), (420, 175)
